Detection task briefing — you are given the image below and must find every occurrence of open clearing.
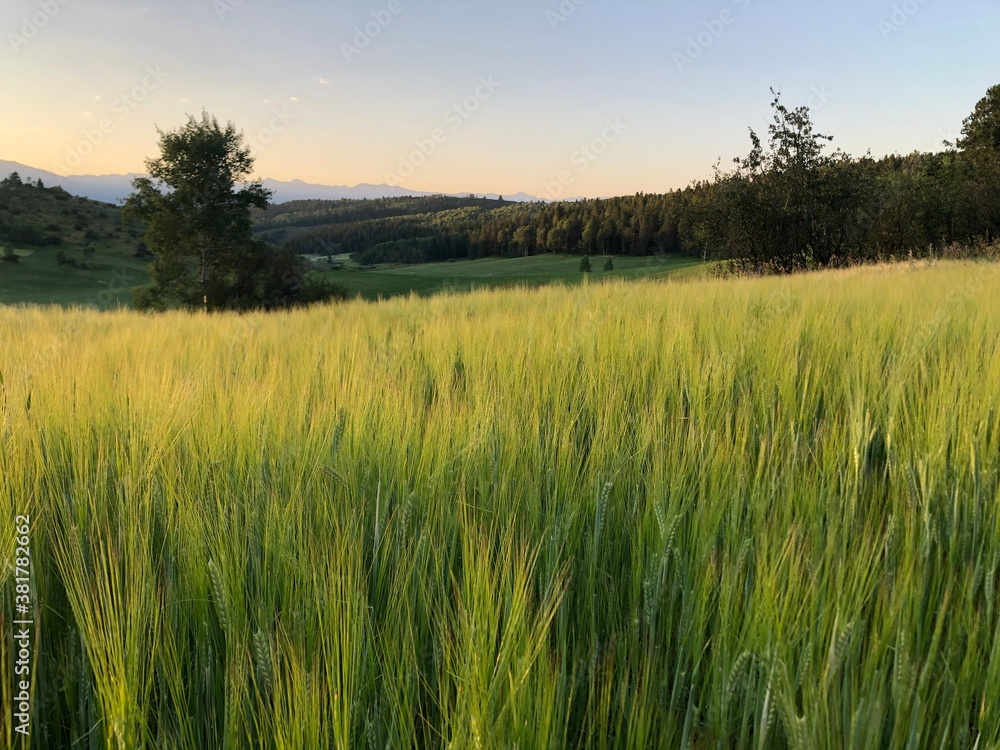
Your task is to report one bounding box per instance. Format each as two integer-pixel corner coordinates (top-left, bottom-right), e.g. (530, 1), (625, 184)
(314, 253), (705, 299)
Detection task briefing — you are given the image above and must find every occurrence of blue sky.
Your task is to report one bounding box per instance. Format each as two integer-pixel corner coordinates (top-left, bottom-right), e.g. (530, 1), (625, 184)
(2, 0), (998, 197)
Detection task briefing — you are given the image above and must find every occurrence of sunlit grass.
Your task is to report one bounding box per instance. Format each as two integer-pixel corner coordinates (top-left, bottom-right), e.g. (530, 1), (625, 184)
(1, 260), (999, 748)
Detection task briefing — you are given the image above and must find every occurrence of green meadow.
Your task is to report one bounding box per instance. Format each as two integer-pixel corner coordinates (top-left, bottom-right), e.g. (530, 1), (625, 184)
(1, 261), (999, 748)
(314, 253), (705, 299)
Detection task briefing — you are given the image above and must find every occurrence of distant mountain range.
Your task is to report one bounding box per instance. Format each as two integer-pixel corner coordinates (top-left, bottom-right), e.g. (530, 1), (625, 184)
(0, 160), (544, 205)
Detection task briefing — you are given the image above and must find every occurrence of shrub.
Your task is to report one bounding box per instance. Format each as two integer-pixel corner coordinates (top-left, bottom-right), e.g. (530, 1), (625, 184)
(8, 219), (45, 246)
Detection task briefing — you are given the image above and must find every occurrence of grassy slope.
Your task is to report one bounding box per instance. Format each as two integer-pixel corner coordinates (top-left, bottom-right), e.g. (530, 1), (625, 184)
(0, 183), (149, 307)
(1, 261), (999, 748)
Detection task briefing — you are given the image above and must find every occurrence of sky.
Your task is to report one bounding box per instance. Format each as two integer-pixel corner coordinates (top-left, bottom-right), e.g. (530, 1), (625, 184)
(2, 0), (999, 199)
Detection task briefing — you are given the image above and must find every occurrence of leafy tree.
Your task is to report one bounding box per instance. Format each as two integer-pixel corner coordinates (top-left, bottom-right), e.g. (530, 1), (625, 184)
(692, 90), (874, 272)
(126, 112), (342, 311)
(603, 257), (614, 271)
(579, 254), (592, 273)
(125, 112), (271, 310)
(512, 225), (533, 256)
(581, 219), (597, 254)
(547, 220), (571, 253)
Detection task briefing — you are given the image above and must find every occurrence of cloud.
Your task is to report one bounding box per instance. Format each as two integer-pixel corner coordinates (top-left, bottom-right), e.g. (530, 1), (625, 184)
(318, 78), (330, 85)
(289, 96), (299, 102)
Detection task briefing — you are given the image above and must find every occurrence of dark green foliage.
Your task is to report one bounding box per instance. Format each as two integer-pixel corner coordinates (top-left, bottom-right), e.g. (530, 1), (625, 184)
(957, 84), (1000, 153)
(352, 235), (469, 265)
(272, 194), (694, 262)
(687, 87), (1000, 272)
(954, 85), (1000, 241)
(687, 91), (877, 272)
(579, 255), (592, 273)
(126, 112), (342, 311)
(0, 178), (140, 260)
(603, 257), (614, 271)
(7, 218), (45, 246)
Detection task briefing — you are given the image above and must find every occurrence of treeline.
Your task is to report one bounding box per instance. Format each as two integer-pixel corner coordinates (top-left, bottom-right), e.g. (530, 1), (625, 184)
(256, 195), (510, 230)
(280, 210), (481, 260)
(270, 85), (1000, 271)
(254, 196), (513, 249)
(277, 195), (690, 263)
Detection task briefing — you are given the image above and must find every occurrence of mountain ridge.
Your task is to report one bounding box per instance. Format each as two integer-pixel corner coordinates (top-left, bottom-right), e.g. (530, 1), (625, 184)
(0, 160), (545, 205)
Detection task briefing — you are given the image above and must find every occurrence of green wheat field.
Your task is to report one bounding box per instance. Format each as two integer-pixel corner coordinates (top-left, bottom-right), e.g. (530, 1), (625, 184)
(2, 260), (999, 749)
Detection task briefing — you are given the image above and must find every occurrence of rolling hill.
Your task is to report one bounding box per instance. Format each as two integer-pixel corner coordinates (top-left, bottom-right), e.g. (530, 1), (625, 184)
(0, 175), (150, 306)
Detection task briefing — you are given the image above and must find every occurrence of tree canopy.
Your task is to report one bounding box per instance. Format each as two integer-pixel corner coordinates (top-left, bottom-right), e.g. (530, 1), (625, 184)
(126, 112), (343, 310)
(957, 84), (1000, 153)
